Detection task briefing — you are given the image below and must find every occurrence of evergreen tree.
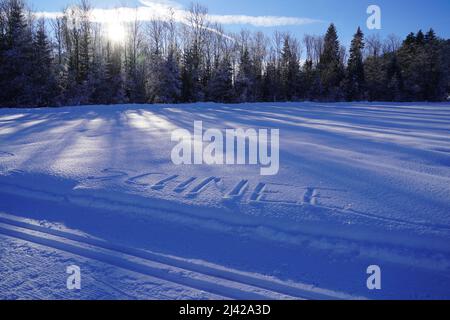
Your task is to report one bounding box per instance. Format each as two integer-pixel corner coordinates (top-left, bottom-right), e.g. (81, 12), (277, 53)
(31, 19), (57, 106)
(62, 6), (92, 105)
(444, 40), (450, 99)
(207, 56), (234, 103)
(422, 29), (446, 101)
(364, 55), (385, 101)
(78, 0), (91, 84)
(150, 49), (181, 103)
(1, 0), (450, 107)
(181, 44), (201, 102)
(124, 49), (146, 103)
(102, 43), (125, 104)
(235, 48), (256, 102)
(162, 49), (182, 103)
(398, 31), (426, 100)
(301, 59), (313, 100)
(200, 57), (211, 102)
(0, 0), (34, 106)
(384, 53), (403, 101)
(262, 58), (280, 102)
(345, 27), (365, 101)
(0, 2), (8, 105)
(318, 24), (344, 100)
(280, 36), (300, 101)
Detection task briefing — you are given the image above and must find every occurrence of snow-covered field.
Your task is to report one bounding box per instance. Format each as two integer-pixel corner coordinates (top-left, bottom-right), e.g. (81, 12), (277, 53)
(0, 102), (449, 300)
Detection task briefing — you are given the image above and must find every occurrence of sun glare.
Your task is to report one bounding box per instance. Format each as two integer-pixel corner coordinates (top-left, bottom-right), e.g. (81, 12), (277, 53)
(106, 22), (126, 44)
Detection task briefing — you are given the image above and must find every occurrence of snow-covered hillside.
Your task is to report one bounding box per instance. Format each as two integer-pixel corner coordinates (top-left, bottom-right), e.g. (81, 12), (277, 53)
(0, 102), (449, 299)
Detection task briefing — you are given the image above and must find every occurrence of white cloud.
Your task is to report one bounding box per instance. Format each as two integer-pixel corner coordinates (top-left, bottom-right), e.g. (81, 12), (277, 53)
(139, 0), (183, 10)
(35, 0), (321, 28)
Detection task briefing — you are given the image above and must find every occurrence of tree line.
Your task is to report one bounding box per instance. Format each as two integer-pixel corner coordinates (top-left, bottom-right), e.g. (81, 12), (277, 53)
(0, 0), (449, 108)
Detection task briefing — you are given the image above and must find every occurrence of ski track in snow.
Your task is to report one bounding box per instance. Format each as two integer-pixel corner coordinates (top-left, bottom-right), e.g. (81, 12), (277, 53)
(0, 214), (358, 300)
(0, 233), (226, 300)
(1, 102), (450, 299)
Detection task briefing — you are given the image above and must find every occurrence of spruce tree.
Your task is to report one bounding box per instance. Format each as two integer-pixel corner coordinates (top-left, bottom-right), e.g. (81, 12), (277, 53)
(345, 27), (365, 101)
(235, 48), (256, 102)
(104, 43), (124, 104)
(422, 29), (446, 101)
(398, 31), (426, 100)
(364, 55), (384, 101)
(280, 37), (300, 101)
(301, 59), (314, 100)
(207, 57), (234, 103)
(161, 49), (182, 103)
(181, 45), (201, 102)
(0, 2), (7, 105)
(384, 53), (403, 101)
(78, 0), (91, 84)
(318, 24), (344, 100)
(1, 0), (450, 107)
(31, 19), (57, 106)
(151, 49), (181, 103)
(0, 0), (33, 106)
(262, 58), (280, 102)
(444, 40), (450, 99)
(124, 48), (146, 104)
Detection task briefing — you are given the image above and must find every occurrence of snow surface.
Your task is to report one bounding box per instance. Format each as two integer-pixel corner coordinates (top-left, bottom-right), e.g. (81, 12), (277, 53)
(0, 102), (449, 300)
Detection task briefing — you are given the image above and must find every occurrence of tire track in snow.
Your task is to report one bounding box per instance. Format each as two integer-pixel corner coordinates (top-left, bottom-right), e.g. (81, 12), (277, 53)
(0, 215), (355, 300)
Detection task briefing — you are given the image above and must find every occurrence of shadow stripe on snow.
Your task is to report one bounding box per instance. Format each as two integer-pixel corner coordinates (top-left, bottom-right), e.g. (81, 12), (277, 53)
(0, 215), (355, 300)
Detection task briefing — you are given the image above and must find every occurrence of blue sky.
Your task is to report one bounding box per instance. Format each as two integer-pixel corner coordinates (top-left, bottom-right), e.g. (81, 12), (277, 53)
(30, 0), (450, 46)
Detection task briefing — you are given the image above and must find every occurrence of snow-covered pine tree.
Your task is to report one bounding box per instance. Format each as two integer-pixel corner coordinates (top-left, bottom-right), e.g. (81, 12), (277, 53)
(123, 17), (146, 103)
(61, 5), (92, 105)
(90, 42), (124, 104)
(31, 19), (58, 106)
(1, 0), (450, 107)
(0, 0), (34, 106)
(235, 48), (256, 102)
(0, 1), (7, 105)
(207, 56), (234, 103)
(181, 44), (201, 103)
(150, 48), (181, 104)
(78, 0), (91, 86)
(160, 48), (181, 103)
(106, 44), (125, 104)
